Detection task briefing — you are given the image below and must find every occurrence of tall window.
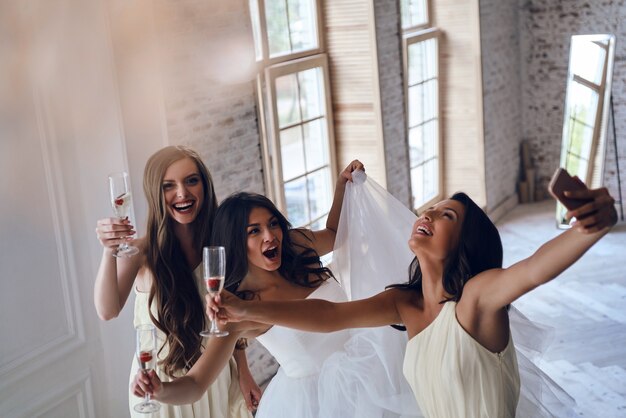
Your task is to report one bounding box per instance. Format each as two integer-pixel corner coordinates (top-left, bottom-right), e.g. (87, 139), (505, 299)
(249, 0), (336, 228)
(401, 1), (441, 212)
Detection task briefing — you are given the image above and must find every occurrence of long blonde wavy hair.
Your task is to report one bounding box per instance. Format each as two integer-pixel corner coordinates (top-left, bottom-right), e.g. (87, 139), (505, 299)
(143, 145), (217, 376)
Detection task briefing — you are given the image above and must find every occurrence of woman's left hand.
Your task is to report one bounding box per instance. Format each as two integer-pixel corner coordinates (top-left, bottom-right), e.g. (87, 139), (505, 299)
(338, 159), (365, 184)
(565, 186), (617, 233)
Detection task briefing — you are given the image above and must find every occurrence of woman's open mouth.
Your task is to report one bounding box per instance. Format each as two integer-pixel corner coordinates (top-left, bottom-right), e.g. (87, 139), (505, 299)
(173, 200), (195, 213)
(262, 246), (279, 260)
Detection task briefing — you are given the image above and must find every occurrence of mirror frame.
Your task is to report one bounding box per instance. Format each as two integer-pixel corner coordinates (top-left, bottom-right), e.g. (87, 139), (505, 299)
(557, 34), (616, 228)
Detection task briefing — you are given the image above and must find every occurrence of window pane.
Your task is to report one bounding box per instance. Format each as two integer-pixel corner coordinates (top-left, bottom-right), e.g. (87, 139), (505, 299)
(426, 38), (437, 79)
(568, 82), (599, 128)
(407, 42), (426, 86)
(566, 154), (588, 181)
(266, 0), (291, 56)
(408, 84), (424, 127)
(424, 79), (438, 121)
(285, 177), (309, 226)
(298, 67), (325, 120)
(266, 0), (318, 58)
(276, 73), (301, 127)
(303, 118), (328, 171)
(571, 38), (606, 85)
(307, 168), (332, 221)
(249, 0), (263, 60)
(401, 0), (428, 29)
(287, 0), (318, 53)
(424, 159), (438, 202)
(423, 119), (437, 160)
(280, 126), (305, 181)
(408, 126), (424, 167)
(569, 120), (593, 160)
(411, 165), (424, 209)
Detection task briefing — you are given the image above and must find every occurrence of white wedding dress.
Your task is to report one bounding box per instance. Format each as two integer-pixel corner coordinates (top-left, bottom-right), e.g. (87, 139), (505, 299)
(255, 279), (421, 418)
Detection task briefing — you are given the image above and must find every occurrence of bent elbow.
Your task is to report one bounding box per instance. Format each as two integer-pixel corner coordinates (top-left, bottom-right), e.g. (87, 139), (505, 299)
(96, 307), (120, 321)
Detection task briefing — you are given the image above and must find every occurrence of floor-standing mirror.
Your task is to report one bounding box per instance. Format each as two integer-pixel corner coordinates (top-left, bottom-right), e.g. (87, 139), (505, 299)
(557, 34), (616, 228)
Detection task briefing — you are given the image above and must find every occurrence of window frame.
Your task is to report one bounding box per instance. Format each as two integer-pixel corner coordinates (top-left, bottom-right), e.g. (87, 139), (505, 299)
(252, 0), (325, 67)
(263, 53), (338, 219)
(400, 0), (432, 32)
(402, 27), (442, 213)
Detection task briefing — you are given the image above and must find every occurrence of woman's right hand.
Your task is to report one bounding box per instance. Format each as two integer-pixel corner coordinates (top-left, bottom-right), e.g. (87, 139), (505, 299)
(95, 217), (135, 251)
(206, 291), (248, 324)
(131, 369), (163, 399)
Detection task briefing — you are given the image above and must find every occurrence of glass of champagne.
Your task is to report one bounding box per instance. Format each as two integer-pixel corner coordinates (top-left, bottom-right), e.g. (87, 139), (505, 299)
(134, 324), (161, 413)
(108, 171), (139, 257)
(200, 246), (229, 337)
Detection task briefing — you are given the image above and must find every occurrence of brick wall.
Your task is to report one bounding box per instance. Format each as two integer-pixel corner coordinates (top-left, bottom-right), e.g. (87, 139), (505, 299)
(519, 0), (626, 203)
(480, 0), (523, 212)
(152, 0), (265, 202)
(374, 0), (412, 207)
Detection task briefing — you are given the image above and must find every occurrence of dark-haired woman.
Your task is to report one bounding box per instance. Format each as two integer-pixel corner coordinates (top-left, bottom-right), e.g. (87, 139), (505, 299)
(94, 146), (255, 417)
(207, 171), (617, 418)
(130, 161), (422, 418)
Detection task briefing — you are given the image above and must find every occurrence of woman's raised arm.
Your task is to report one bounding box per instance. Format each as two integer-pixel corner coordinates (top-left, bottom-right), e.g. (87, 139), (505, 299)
(465, 186), (617, 312)
(93, 218), (142, 320)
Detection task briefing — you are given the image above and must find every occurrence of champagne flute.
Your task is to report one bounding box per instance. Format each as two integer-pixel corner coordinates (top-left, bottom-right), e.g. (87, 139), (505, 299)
(134, 324), (161, 413)
(108, 171), (139, 257)
(200, 246), (229, 337)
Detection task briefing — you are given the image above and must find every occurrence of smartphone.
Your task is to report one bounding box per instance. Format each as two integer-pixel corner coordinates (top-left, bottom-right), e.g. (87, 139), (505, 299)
(548, 168), (592, 210)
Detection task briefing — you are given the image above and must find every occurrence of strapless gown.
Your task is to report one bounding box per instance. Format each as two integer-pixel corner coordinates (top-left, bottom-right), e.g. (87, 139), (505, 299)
(255, 279), (421, 418)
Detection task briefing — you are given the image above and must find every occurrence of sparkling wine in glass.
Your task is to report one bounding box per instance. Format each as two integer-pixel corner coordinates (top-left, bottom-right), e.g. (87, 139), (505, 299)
(200, 246), (229, 337)
(134, 324), (161, 414)
(108, 171), (139, 257)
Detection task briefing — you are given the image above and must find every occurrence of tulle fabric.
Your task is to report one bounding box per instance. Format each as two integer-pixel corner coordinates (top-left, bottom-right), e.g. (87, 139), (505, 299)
(255, 280), (421, 418)
(333, 170), (576, 417)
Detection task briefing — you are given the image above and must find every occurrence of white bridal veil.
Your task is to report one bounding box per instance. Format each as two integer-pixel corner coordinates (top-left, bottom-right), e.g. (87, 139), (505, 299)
(331, 170), (575, 417)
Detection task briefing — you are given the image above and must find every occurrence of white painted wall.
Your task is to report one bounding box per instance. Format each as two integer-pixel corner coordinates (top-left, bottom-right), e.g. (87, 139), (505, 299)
(0, 1), (164, 416)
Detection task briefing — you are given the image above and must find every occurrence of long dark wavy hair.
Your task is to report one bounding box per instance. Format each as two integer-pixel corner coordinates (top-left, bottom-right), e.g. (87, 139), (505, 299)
(389, 192), (503, 302)
(143, 146), (217, 377)
(211, 192), (333, 298)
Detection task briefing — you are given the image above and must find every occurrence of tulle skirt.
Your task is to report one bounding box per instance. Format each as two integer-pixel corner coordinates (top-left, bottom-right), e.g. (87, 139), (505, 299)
(256, 327), (422, 418)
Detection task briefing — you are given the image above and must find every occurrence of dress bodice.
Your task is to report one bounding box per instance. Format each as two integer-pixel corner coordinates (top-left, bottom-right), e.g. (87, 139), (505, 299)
(256, 279), (351, 378)
(403, 302), (520, 418)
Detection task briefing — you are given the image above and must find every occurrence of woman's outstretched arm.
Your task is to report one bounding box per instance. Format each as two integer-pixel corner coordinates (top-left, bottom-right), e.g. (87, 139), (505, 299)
(210, 288), (410, 333)
(465, 187), (617, 311)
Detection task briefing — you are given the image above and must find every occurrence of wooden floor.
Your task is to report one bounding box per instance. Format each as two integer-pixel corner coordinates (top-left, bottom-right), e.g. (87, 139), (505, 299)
(498, 200), (626, 417)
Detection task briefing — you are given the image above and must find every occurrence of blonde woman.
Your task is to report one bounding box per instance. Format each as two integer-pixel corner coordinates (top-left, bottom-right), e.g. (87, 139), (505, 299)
(94, 146), (257, 417)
